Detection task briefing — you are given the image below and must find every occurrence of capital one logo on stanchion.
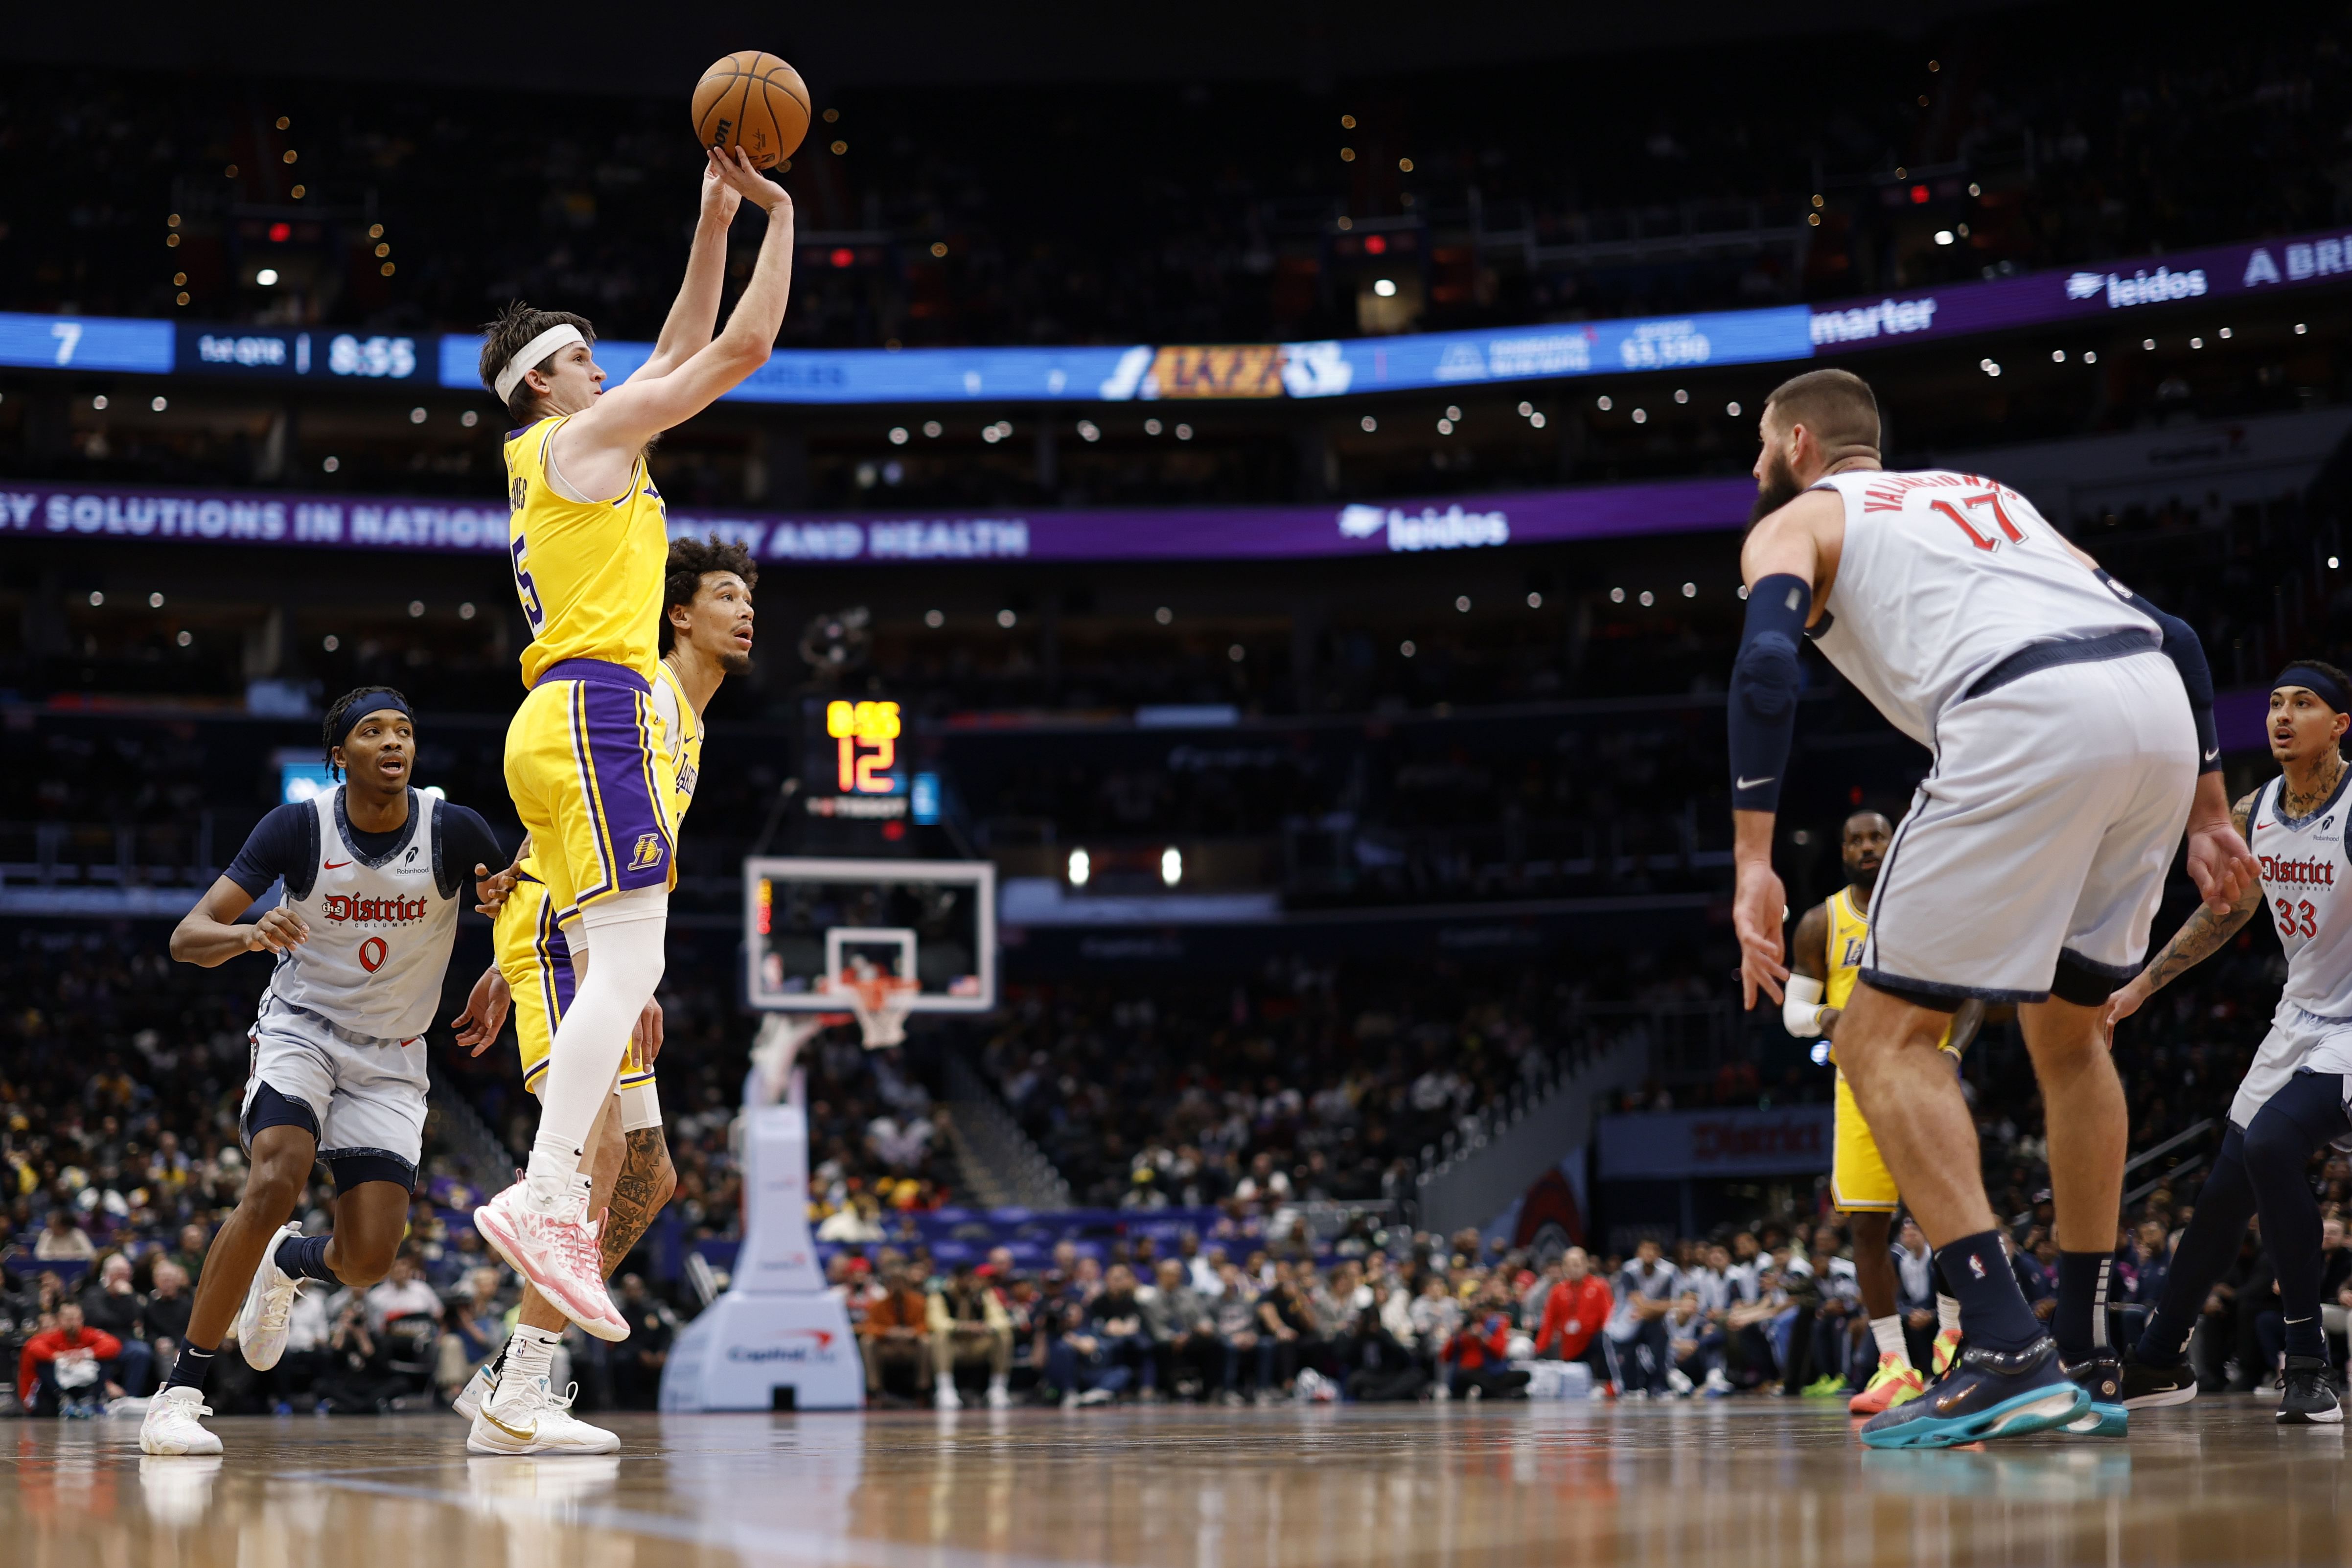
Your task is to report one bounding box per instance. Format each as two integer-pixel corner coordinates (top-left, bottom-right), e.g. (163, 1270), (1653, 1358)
(726, 1329), (844, 1365)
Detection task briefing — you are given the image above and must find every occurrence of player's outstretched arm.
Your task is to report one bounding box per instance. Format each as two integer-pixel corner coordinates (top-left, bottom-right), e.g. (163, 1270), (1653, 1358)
(565, 148), (794, 463)
(169, 876), (305, 968)
(2104, 787), (2264, 1032)
(631, 151), (742, 385)
(2182, 770), (2261, 914)
(1729, 496), (1830, 1009)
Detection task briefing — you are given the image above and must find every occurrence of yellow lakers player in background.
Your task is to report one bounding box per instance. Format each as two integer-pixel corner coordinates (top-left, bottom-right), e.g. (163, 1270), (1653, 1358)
(469, 144), (792, 1340)
(1785, 809), (1982, 1415)
(449, 535), (756, 1452)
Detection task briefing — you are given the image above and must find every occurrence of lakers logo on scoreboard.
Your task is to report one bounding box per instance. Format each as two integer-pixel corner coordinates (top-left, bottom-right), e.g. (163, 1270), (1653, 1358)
(628, 833), (666, 872)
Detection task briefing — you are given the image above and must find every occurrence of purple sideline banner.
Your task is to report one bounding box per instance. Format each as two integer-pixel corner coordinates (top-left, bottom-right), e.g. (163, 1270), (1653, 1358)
(1808, 229), (2352, 353)
(0, 474), (1755, 563)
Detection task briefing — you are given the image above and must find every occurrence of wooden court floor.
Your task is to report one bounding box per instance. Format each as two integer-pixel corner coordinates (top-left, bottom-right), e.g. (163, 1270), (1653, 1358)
(7, 1398), (2352, 1568)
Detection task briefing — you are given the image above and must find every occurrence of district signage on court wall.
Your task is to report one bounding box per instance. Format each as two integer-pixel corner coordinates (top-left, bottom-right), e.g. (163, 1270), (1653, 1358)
(1596, 1106), (1833, 1180)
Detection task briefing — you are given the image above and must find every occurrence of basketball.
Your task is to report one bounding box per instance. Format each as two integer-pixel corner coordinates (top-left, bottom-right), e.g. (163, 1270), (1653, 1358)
(692, 50), (809, 170)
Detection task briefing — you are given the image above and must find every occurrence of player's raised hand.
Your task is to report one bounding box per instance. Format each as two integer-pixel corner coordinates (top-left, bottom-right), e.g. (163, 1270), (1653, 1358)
(632, 996), (666, 1065)
(1732, 859), (1791, 1009)
(452, 966), (511, 1055)
(712, 144), (793, 215)
(2184, 817), (2261, 915)
(699, 148), (743, 225)
(246, 906), (309, 955)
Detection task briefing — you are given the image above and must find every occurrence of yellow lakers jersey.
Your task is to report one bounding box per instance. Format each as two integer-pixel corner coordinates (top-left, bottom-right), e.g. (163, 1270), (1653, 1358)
(504, 414), (669, 688)
(650, 658), (703, 832)
(1824, 887), (1955, 1052)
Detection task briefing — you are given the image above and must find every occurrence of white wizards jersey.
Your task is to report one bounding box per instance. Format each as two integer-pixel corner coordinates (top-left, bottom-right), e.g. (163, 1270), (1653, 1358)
(1808, 469), (2159, 747)
(265, 786), (462, 1041)
(2251, 772), (2352, 1020)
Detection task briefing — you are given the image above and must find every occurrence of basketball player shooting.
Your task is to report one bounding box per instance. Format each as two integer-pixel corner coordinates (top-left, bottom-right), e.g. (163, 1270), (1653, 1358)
(1729, 369), (2260, 1449)
(471, 147), (792, 1334)
(2102, 662), (2352, 1423)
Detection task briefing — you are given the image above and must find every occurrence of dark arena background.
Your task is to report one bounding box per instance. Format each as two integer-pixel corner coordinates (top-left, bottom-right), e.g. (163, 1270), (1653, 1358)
(5, 3), (2352, 1563)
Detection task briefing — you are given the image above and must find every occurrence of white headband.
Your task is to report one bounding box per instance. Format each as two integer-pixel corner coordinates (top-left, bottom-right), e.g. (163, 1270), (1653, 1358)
(493, 324), (586, 403)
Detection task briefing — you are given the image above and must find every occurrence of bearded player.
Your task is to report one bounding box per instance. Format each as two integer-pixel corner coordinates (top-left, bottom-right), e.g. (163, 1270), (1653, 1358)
(469, 147), (791, 1333)
(1784, 808), (1979, 1415)
(447, 536), (755, 1453)
(1732, 368), (2259, 1449)
(2104, 662), (2352, 1423)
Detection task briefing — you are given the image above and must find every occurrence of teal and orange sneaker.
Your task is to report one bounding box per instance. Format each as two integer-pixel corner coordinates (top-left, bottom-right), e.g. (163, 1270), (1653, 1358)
(1858, 1336), (2087, 1450)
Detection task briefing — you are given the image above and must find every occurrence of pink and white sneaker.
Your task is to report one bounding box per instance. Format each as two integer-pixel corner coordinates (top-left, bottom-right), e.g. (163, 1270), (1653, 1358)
(474, 1176), (629, 1342)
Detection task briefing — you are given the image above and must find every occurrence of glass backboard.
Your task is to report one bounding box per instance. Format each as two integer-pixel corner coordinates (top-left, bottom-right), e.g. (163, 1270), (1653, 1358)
(744, 856), (996, 1014)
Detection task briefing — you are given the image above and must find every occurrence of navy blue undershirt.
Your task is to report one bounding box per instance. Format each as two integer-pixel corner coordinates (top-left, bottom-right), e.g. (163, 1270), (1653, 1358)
(225, 795), (506, 902)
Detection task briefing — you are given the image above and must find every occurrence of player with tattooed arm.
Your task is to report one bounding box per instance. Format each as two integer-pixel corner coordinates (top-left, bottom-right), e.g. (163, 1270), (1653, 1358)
(2105, 662), (2352, 1424)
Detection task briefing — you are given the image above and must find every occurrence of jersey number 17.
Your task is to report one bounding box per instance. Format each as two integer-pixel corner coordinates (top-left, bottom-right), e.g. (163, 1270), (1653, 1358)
(1928, 491), (2025, 552)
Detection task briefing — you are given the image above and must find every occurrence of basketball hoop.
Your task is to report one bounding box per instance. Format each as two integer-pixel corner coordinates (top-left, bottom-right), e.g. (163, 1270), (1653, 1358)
(822, 971), (921, 1049)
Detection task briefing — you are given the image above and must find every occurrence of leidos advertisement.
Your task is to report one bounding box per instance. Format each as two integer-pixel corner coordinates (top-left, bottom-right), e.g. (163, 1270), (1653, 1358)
(5, 226), (2347, 400)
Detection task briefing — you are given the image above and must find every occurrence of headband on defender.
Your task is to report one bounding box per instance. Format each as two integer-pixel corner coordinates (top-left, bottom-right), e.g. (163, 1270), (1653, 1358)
(2276, 663), (2350, 714)
(492, 324), (586, 403)
(334, 695), (413, 752)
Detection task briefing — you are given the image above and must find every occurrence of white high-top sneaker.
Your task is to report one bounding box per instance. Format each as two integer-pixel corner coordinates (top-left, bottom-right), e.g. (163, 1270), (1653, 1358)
(139, 1385), (224, 1456)
(474, 1176), (627, 1341)
(467, 1372), (620, 1456)
(236, 1222), (307, 1371)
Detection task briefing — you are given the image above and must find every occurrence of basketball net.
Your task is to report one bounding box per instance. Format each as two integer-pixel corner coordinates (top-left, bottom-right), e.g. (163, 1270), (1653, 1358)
(821, 966), (920, 1050)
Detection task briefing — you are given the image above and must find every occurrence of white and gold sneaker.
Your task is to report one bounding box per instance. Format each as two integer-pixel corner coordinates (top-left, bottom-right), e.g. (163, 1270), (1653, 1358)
(466, 1373), (620, 1456)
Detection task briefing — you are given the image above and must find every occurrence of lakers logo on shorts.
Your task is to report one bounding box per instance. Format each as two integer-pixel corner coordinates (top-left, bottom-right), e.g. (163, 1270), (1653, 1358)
(627, 832), (665, 872)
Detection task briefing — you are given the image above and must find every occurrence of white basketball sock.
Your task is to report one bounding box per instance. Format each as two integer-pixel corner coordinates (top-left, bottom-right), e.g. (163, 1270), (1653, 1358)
(525, 888), (666, 1203)
(1870, 1314), (1909, 1365)
(1937, 1295), (1962, 1335)
(504, 1324), (562, 1384)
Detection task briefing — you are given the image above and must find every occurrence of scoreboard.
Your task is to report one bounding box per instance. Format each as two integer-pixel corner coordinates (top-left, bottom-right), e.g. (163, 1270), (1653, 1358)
(827, 699), (903, 796)
(801, 696), (938, 827)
